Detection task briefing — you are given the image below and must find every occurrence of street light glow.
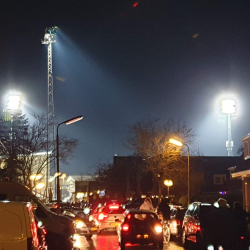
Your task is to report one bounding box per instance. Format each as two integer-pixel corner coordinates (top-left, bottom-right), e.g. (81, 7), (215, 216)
(169, 138), (183, 147)
(36, 182), (45, 189)
(164, 179), (173, 187)
(65, 116), (83, 125)
(30, 173), (43, 180)
(221, 99), (236, 114)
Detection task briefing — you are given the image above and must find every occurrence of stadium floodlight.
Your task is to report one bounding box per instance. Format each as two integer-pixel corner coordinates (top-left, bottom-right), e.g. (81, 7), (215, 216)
(6, 95), (21, 110)
(221, 99), (236, 114)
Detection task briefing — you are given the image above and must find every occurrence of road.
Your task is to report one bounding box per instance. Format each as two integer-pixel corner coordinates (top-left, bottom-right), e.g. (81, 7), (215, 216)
(73, 233), (184, 250)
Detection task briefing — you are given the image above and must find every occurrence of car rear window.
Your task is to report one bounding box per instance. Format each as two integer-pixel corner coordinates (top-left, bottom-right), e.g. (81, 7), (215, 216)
(128, 213), (158, 221)
(102, 206), (124, 214)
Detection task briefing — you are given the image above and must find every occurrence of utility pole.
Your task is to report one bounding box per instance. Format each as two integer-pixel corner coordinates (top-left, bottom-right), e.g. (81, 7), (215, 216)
(41, 27), (57, 200)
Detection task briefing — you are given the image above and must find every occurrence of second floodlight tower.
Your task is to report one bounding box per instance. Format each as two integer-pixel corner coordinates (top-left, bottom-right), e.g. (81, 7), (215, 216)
(221, 99), (236, 156)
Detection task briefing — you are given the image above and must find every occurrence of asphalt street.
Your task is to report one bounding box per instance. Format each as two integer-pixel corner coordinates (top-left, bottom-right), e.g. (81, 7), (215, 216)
(73, 233), (184, 250)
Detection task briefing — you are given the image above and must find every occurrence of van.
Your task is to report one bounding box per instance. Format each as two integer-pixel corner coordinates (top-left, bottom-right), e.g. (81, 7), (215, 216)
(0, 201), (40, 250)
(0, 181), (75, 250)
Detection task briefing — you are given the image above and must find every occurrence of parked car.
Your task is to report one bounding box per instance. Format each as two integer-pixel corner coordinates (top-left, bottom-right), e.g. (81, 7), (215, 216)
(117, 209), (165, 250)
(0, 201), (47, 250)
(94, 201), (125, 234)
(169, 206), (186, 240)
(182, 202), (215, 249)
(0, 180), (75, 250)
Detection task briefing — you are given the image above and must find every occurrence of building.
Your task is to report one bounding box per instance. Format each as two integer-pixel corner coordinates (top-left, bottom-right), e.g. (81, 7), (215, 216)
(231, 134), (250, 211)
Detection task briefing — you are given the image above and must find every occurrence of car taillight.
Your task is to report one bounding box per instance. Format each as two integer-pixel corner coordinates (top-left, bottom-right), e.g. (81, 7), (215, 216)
(154, 223), (163, 233)
(122, 223), (129, 231)
(109, 204), (119, 210)
(127, 214), (131, 220)
(196, 225), (201, 231)
(98, 213), (108, 221)
(177, 220), (181, 225)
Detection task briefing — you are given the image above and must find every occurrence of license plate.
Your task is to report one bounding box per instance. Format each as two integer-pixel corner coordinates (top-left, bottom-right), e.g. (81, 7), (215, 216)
(111, 222), (119, 226)
(91, 227), (97, 231)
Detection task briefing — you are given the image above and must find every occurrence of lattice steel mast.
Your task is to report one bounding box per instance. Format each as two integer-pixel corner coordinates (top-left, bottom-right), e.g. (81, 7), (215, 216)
(41, 27), (57, 198)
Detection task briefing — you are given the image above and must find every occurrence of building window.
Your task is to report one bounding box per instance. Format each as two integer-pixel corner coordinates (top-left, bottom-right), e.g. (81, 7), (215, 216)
(214, 174), (226, 185)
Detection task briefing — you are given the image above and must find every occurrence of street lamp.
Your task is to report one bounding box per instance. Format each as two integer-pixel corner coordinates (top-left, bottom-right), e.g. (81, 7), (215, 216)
(169, 138), (190, 205)
(164, 179), (173, 196)
(56, 116), (83, 205)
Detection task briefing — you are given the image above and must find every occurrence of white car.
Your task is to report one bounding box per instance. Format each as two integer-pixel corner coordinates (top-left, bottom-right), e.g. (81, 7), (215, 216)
(94, 202), (125, 234)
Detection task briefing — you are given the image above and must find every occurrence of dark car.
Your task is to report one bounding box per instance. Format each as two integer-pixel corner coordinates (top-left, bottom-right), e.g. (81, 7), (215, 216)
(182, 202), (215, 249)
(117, 209), (165, 250)
(169, 206), (186, 240)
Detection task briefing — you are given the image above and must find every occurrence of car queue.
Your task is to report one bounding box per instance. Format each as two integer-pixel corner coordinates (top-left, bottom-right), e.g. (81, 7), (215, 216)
(1, 179), (250, 250)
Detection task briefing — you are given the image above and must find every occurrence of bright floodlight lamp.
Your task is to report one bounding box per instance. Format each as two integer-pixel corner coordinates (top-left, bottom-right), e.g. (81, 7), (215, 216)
(6, 95), (21, 110)
(221, 99), (235, 156)
(56, 116), (83, 205)
(221, 99), (236, 114)
(169, 138), (190, 205)
(41, 27), (57, 44)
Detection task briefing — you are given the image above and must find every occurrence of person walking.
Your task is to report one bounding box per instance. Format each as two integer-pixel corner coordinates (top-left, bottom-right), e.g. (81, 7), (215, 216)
(209, 198), (238, 250)
(140, 197), (154, 211)
(157, 198), (170, 221)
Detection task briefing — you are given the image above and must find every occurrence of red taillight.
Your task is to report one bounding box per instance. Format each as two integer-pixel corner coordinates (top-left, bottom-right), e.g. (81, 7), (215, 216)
(98, 213), (108, 221)
(177, 220), (181, 225)
(54, 204), (59, 209)
(196, 225), (201, 231)
(43, 228), (47, 235)
(127, 214), (131, 220)
(122, 223), (129, 231)
(109, 204), (119, 210)
(241, 236), (245, 240)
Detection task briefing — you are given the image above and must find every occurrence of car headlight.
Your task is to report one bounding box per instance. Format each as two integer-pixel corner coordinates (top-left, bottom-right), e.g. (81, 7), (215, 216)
(84, 207), (90, 215)
(75, 220), (86, 229)
(154, 223), (163, 233)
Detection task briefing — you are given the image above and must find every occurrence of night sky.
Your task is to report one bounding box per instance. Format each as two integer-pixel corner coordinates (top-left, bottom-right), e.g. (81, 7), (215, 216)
(1, 0), (250, 175)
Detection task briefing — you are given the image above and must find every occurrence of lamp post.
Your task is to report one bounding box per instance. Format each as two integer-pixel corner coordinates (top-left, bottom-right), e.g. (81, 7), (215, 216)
(164, 179), (173, 196)
(169, 138), (190, 205)
(56, 116), (83, 205)
(221, 99), (236, 156)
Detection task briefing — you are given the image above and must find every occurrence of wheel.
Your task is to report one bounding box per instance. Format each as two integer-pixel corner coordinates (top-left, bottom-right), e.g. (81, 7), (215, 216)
(182, 229), (190, 249)
(120, 239), (126, 250)
(157, 242), (164, 249)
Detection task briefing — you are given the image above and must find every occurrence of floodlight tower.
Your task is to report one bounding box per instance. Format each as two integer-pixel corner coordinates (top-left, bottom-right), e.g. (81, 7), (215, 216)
(221, 99), (236, 156)
(41, 26), (57, 199)
(41, 27), (57, 128)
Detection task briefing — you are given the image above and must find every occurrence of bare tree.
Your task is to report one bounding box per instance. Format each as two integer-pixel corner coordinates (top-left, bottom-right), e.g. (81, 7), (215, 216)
(126, 119), (196, 199)
(0, 113), (78, 190)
